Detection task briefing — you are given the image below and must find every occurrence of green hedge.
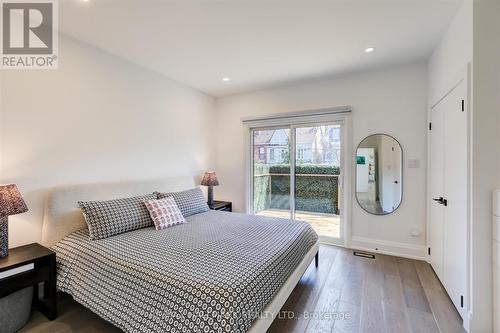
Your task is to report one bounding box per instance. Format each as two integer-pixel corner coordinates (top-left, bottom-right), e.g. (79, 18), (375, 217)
(254, 164), (340, 175)
(253, 164), (340, 214)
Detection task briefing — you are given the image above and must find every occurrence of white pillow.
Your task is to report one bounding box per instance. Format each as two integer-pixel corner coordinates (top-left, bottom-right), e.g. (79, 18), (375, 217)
(144, 197), (186, 230)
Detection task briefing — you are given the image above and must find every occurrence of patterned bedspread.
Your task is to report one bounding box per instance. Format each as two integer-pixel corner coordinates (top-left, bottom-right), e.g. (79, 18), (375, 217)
(53, 210), (318, 333)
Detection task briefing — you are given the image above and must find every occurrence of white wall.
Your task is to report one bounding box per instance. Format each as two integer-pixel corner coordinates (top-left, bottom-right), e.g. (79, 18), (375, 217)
(471, 0), (499, 331)
(214, 63), (428, 258)
(428, 0), (473, 106)
(0, 35), (215, 248)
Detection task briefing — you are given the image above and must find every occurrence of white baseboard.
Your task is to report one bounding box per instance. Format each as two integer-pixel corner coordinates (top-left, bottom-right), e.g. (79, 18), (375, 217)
(350, 236), (427, 260)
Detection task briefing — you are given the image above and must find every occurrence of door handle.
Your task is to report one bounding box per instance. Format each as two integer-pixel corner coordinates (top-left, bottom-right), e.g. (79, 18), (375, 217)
(432, 197), (443, 203)
(432, 197), (448, 206)
(393, 180), (399, 184)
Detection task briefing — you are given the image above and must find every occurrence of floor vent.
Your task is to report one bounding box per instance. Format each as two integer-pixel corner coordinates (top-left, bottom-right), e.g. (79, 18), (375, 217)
(353, 251), (375, 259)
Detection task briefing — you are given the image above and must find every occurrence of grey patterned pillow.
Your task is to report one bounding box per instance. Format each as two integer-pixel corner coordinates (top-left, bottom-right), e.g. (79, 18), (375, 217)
(78, 193), (156, 240)
(156, 187), (209, 217)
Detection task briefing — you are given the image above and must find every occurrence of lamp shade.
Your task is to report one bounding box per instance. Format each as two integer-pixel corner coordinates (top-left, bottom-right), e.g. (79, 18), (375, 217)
(201, 172), (219, 186)
(0, 184), (28, 217)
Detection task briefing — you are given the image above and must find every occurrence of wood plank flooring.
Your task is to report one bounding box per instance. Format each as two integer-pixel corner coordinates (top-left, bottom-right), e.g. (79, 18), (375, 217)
(20, 245), (464, 333)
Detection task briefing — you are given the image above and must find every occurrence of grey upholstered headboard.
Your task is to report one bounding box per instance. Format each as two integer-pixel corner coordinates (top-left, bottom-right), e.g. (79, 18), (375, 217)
(41, 176), (196, 247)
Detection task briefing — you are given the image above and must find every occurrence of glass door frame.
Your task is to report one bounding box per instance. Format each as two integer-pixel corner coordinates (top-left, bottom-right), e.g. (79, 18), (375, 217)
(245, 111), (352, 246)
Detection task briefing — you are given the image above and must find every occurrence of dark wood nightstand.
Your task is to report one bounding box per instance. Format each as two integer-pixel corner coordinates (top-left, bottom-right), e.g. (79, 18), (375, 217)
(0, 243), (57, 320)
(209, 200), (232, 212)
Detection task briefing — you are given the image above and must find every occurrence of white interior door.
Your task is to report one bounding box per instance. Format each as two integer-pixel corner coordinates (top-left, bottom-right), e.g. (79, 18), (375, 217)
(429, 79), (468, 318)
(442, 80), (468, 317)
(430, 96), (445, 282)
(391, 138), (402, 211)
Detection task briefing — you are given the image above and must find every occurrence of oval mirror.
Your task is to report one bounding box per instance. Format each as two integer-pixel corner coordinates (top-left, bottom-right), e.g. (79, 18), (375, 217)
(356, 134), (403, 215)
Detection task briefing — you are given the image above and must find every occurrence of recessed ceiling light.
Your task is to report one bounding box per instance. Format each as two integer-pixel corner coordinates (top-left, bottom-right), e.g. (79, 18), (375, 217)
(222, 77), (230, 82)
(365, 47), (375, 53)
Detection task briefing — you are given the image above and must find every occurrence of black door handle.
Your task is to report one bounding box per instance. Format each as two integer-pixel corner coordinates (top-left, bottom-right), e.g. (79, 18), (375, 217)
(393, 180), (399, 184)
(432, 197), (448, 206)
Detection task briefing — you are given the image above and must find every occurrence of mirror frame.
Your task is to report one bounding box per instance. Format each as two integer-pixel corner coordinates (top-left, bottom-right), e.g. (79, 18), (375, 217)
(355, 133), (403, 216)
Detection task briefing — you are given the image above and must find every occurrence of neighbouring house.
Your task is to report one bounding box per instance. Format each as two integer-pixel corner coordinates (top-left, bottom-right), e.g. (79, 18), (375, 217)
(253, 127), (341, 165)
(253, 129), (289, 164)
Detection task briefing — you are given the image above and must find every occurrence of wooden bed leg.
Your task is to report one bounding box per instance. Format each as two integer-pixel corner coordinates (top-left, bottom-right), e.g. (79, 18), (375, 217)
(315, 251), (318, 268)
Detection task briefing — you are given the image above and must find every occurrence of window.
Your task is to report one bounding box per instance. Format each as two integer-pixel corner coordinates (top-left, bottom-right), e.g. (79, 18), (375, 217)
(297, 147), (304, 160)
(280, 149), (286, 160)
(259, 147), (265, 160)
(269, 148), (275, 161)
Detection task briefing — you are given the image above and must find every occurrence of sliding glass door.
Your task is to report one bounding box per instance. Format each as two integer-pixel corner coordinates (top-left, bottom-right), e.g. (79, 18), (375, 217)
(252, 128), (291, 217)
(251, 122), (344, 243)
(294, 125), (341, 241)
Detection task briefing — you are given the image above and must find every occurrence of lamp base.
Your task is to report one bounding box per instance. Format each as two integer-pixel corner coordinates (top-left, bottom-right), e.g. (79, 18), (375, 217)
(207, 186), (214, 207)
(0, 216), (7, 258)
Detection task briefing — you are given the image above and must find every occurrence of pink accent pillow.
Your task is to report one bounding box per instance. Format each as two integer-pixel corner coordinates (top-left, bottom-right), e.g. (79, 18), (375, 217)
(144, 197), (186, 230)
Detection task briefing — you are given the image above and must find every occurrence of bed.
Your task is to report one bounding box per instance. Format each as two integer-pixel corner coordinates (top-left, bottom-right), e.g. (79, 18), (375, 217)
(41, 176), (319, 333)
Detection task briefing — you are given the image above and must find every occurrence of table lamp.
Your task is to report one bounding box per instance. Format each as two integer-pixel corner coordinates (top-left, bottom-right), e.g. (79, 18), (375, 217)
(201, 172), (219, 207)
(0, 184), (28, 258)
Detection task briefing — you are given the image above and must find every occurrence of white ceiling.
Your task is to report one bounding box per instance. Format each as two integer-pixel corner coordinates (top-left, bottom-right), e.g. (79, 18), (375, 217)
(60, 0), (461, 97)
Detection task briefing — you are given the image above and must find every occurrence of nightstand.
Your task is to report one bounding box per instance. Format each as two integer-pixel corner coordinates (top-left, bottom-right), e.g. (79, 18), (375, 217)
(209, 200), (232, 212)
(0, 243), (57, 320)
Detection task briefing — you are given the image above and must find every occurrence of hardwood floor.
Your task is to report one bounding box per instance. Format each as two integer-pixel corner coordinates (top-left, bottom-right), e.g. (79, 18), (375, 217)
(20, 245), (464, 333)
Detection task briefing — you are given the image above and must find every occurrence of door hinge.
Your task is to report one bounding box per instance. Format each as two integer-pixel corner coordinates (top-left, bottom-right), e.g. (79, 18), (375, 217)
(429, 122), (432, 131)
(461, 100), (465, 112)
(428, 247), (431, 255)
(460, 295), (464, 308)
